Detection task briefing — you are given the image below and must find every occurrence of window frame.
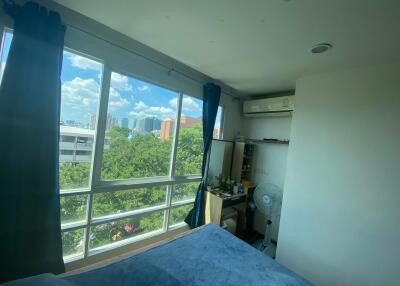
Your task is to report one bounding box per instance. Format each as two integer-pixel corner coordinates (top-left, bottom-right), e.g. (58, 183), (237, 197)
(58, 48), (207, 261)
(0, 26), (224, 263)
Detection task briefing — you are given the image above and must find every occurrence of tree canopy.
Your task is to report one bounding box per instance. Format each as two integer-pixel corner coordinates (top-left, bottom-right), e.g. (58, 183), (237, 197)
(60, 125), (203, 256)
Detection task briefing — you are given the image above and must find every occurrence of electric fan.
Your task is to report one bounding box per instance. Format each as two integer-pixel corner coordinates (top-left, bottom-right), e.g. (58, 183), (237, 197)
(253, 183), (283, 257)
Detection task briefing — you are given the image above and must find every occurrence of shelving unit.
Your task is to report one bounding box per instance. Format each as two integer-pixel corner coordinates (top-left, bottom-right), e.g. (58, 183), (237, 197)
(246, 139), (289, 145)
(231, 142), (255, 183)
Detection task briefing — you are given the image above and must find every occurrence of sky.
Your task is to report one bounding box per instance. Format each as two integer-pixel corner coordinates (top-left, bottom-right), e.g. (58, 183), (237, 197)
(0, 31), (222, 130)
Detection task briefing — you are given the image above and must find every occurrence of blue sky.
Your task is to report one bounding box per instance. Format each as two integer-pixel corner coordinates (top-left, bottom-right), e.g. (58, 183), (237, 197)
(0, 31), (221, 130)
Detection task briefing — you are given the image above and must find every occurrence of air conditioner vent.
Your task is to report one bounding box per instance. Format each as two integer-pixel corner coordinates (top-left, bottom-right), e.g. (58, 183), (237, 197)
(243, 96), (295, 117)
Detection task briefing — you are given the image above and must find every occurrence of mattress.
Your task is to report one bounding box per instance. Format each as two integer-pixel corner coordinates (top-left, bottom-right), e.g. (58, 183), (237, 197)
(2, 224), (312, 286)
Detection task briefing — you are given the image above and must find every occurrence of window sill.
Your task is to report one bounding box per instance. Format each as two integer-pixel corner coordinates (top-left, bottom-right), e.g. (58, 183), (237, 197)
(64, 223), (189, 271)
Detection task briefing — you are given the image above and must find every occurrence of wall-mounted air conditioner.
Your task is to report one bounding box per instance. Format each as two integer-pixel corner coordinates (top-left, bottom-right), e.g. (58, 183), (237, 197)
(243, 95), (295, 117)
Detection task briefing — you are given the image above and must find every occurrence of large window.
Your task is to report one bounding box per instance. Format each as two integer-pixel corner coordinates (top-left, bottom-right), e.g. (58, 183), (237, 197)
(0, 29), (224, 262)
(175, 95), (223, 176)
(101, 71), (178, 180)
(59, 50), (102, 190)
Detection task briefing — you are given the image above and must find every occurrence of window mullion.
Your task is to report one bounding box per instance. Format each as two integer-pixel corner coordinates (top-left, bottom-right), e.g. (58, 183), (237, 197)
(163, 92), (183, 231)
(169, 92), (183, 178)
(164, 93), (183, 231)
(90, 65), (111, 187)
(163, 185), (173, 231)
(84, 64), (111, 258)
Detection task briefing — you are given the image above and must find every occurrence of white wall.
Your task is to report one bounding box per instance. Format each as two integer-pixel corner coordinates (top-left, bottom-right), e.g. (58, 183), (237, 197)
(242, 116), (292, 240)
(276, 63), (400, 286)
(221, 96), (242, 140)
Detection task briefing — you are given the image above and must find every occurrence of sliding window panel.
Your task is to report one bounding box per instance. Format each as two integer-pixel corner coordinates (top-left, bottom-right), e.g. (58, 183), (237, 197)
(92, 186), (168, 218)
(175, 95), (204, 176)
(89, 211), (164, 250)
(175, 96), (223, 176)
(60, 194), (88, 225)
(169, 205), (192, 227)
(171, 182), (198, 203)
(100, 71), (178, 181)
(59, 50), (103, 190)
(62, 228), (85, 260)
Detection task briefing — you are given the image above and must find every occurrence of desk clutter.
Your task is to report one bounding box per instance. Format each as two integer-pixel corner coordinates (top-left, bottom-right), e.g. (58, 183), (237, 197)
(205, 139), (283, 259)
(205, 190), (247, 235)
(205, 139), (258, 236)
(207, 139), (255, 192)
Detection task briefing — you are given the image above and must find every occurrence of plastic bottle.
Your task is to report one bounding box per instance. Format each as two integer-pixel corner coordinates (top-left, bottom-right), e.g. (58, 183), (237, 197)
(234, 131), (242, 142)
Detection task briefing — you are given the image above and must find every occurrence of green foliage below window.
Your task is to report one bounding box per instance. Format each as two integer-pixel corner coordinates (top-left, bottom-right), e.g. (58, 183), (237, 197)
(60, 126), (203, 257)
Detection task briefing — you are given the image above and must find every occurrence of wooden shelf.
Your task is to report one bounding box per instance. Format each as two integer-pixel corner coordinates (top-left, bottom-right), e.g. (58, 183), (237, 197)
(246, 139), (289, 145)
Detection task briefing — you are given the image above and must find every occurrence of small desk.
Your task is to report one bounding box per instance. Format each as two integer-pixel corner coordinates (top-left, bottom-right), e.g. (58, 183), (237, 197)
(205, 190), (247, 235)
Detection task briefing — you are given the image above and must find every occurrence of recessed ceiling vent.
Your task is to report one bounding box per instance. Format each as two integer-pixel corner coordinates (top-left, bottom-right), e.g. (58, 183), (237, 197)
(310, 43), (332, 54)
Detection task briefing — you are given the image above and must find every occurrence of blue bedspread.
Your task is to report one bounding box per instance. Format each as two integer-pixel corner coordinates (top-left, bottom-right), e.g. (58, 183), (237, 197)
(2, 224), (312, 286)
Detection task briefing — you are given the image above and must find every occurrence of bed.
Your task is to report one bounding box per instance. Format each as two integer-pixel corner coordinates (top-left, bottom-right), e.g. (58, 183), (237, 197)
(2, 224), (312, 286)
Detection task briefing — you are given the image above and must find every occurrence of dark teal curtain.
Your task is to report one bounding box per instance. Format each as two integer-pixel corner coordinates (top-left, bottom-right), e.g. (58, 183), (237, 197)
(0, 1), (66, 282)
(185, 83), (221, 228)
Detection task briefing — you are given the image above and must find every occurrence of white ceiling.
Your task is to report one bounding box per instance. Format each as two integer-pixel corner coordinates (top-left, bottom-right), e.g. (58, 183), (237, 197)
(55, 0), (400, 95)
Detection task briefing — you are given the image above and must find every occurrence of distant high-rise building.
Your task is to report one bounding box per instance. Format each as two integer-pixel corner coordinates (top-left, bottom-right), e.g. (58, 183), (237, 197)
(180, 116), (202, 128)
(65, 120), (77, 126)
(138, 116), (161, 133)
(106, 113), (118, 131)
(90, 114), (97, 130)
(160, 118), (175, 140)
(64, 120), (87, 128)
(152, 117), (161, 131)
(160, 116), (202, 140)
(121, 117), (129, 129)
(142, 117), (153, 133)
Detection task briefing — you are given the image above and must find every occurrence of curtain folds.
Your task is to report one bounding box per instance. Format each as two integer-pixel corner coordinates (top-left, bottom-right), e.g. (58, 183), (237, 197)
(185, 83), (221, 228)
(0, 1), (66, 282)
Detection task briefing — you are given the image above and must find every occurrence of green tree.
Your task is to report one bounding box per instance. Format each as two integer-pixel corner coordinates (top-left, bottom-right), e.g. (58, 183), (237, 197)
(60, 126), (203, 255)
(176, 124), (203, 176)
(60, 162), (90, 189)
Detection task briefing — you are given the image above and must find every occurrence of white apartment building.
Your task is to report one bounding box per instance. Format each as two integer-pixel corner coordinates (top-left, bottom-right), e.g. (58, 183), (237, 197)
(60, 125), (109, 163)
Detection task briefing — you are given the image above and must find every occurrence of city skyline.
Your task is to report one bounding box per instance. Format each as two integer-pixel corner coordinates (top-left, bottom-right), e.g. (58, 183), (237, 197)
(0, 32), (222, 134)
(67, 111), (207, 138)
(59, 49), (222, 130)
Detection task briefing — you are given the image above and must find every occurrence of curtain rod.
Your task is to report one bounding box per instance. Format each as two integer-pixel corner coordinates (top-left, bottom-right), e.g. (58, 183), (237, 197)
(65, 23), (240, 101)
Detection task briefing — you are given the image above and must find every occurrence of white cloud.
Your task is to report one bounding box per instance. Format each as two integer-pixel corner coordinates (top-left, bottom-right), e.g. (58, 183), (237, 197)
(127, 104), (175, 120)
(108, 87), (130, 111)
(147, 106), (176, 119)
(68, 54), (102, 71)
(61, 78), (129, 113)
(169, 98), (178, 108)
(127, 110), (147, 119)
(147, 106), (174, 115)
(61, 77), (100, 108)
(134, 101), (148, 110)
(137, 85), (150, 92)
(169, 96), (201, 111)
(110, 73), (133, 91)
